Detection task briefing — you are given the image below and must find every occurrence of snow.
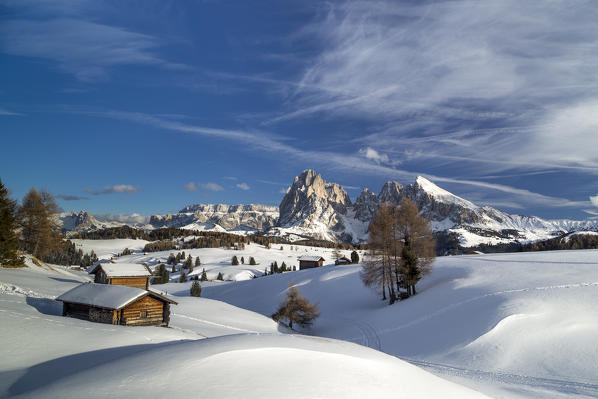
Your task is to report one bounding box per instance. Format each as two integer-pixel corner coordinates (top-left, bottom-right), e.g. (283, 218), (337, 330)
(89, 262), (151, 277)
(3, 334), (487, 399)
(416, 176), (479, 209)
(3, 246), (598, 398)
(71, 238), (150, 259)
(298, 255), (325, 261)
(56, 283), (150, 309)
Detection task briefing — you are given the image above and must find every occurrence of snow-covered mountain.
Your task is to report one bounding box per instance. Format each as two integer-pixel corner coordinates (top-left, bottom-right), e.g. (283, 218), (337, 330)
(149, 204), (279, 232)
(59, 169), (598, 248)
(271, 170), (598, 248)
(58, 211), (128, 235)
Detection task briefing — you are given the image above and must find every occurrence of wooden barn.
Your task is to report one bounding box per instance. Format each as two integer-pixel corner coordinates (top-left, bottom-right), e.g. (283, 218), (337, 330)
(298, 255), (325, 270)
(89, 263), (151, 289)
(56, 283), (177, 327)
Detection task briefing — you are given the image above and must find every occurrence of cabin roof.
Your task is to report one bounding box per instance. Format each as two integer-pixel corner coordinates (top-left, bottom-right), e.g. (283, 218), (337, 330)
(56, 283), (177, 310)
(298, 255), (325, 262)
(88, 263), (151, 278)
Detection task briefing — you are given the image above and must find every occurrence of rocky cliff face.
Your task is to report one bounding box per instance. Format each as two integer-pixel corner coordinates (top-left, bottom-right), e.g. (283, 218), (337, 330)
(278, 170), (351, 232)
(354, 188), (379, 222)
(150, 204), (279, 230)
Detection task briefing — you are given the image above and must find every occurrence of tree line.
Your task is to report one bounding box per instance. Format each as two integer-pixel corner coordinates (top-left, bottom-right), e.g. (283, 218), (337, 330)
(0, 179), (98, 267)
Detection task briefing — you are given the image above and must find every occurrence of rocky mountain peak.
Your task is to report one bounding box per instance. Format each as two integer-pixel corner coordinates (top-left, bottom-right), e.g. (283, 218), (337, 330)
(278, 170), (351, 231)
(378, 181), (403, 203)
(354, 188), (379, 222)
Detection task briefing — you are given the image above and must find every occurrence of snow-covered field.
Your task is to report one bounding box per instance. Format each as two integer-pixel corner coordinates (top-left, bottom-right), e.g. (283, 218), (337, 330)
(2, 241), (598, 398)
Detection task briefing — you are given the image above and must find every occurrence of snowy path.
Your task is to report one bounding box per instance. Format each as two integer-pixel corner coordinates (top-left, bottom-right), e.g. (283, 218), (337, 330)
(406, 358), (598, 398)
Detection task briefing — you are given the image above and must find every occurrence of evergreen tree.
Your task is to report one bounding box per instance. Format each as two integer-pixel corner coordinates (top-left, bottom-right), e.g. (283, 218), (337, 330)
(171, 264), (176, 273)
(216, 272), (224, 281)
(232, 255), (239, 265)
(241, 256), (244, 264)
(184, 254), (193, 269)
(351, 250), (360, 264)
(200, 268), (208, 281)
(195, 256), (201, 266)
(272, 285), (319, 329)
(179, 271), (187, 283)
(190, 281), (202, 297)
(249, 257), (256, 265)
(281, 261), (287, 272)
(167, 253), (176, 265)
(0, 179), (23, 266)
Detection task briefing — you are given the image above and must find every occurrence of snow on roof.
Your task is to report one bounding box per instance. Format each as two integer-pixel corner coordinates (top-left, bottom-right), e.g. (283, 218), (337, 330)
(298, 256), (325, 262)
(89, 263), (151, 278)
(56, 283), (177, 309)
(56, 283), (147, 309)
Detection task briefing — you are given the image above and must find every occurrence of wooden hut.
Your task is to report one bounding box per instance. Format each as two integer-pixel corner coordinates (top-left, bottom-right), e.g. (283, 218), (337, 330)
(298, 255), (325, 270)
(56, 283), (177, 327)
(89, 263), (151, 289)
(335, 256), (351, 265)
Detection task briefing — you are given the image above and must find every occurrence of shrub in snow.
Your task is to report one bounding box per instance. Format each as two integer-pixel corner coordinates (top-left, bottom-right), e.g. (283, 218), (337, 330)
(272, 285), (319, 329)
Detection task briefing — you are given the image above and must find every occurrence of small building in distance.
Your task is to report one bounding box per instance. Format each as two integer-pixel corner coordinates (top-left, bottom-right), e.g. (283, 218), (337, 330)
(89, 263), (151, 290)
(298, 255), (325, 270)
(57, 283), (177, 327)
(335, 256), (352, 265)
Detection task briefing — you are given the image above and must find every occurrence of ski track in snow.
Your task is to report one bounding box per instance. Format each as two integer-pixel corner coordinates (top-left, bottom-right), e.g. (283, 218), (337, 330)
(0, 282), (53, 299)
(378, 282), (598, 336)
(336, 317), (382, 351)
(172, 313), (260, 334)
(405, 358), (598, 397)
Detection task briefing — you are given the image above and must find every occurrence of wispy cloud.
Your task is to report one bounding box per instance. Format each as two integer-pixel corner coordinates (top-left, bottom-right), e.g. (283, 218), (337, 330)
(236, 182), (250, 191)
(85, 184), (138, 195)
(183, 182), (197, 192)
(590, 195), (598, 208)
(269, 1), (598, 174)
(56, 194), (89, 201)
(0, 106), (22, 116)
(198, 182), (224, 192)
(0, 3), (188, 81)
(81, 109), (590, 211)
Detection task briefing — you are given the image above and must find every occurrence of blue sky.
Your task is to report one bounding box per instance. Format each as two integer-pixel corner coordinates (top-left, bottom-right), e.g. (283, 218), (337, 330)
(2, 0), (598, 220)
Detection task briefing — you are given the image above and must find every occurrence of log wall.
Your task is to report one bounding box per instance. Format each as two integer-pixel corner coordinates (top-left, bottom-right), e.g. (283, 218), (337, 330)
(109, 277), (149, 289)
(121, 296), (165, 326)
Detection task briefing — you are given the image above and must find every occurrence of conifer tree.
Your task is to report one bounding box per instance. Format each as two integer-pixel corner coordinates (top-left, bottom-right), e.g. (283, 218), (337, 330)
(195, 256), (201, 266)
(249, 256), (256, 265)
(241, 256), (244, 264)
(272, 285), (319, 329)
(200, 268), (208, 281)
(0, 179), (23, 266)
(232, 255), (239, 265)
(179, 271), (187, 283)
(184, 254), (193, 269)
(351, 250), (360, 264)
(190, 281), (202, 297)
(171, 264), (176, 273)
(216, 272), (224, 281)
(281, 261), (287, 272)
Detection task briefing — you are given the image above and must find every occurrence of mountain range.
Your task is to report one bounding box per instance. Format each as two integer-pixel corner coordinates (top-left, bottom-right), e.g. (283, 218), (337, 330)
(59, 170), (598, 250)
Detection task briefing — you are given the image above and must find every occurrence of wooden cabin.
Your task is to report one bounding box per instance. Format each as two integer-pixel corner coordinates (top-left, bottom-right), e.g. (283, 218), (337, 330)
(56, 283), (177, 327)
(335, 256), (351, 265)
(298, 256), (325, 270)
(89, 263), (151, 289)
